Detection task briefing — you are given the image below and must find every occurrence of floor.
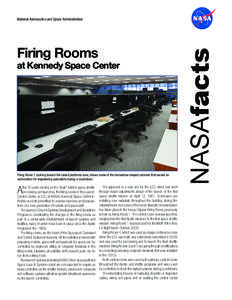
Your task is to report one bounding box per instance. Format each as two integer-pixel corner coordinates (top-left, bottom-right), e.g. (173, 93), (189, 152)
(80, 104), (172, 171)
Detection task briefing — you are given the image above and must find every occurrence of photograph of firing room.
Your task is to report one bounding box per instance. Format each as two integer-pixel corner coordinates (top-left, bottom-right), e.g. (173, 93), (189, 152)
(17, 75), (178, 171)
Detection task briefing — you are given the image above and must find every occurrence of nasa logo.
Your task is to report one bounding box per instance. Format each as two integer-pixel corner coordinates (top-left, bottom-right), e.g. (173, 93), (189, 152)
(192, 7), (215, 29)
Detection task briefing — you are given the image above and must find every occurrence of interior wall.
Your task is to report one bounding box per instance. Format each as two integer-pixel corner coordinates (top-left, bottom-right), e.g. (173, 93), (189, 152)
(18, 86), (94, 96)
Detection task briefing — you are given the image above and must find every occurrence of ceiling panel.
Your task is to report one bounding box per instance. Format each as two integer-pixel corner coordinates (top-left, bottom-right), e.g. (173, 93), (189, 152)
(18, 75), (177, 88)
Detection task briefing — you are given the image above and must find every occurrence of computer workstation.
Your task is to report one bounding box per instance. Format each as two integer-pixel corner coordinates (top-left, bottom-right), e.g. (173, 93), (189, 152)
(17, 94), (141, 170)
(153, 100), (178, 171)
(17, 75), (177, 171)
(168, 114), (177, 130)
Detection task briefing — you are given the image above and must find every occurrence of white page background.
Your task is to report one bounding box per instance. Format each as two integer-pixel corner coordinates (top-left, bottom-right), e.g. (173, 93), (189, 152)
(1, 1), (231, 299)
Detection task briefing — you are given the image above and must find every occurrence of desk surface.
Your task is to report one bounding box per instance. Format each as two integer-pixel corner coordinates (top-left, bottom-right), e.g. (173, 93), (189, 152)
(17, 108), (137, 166)
(153, 129), (177, 169)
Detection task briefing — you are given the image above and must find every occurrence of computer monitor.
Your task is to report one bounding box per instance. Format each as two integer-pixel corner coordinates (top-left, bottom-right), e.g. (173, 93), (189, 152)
(41, 100), (55, 114)
(112, 96), (117, 103)
(41, 100), (55, 110)
(77, 106), (92, 123)
(93, 107), (101, 119)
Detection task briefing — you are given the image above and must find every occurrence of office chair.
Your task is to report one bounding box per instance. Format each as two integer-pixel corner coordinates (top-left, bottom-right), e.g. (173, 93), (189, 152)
(123, 110), (148, 143)
(152, 102), (160, 116)
(41, 135), (88, 171)
(92, 121), (124, 165)
(138, 104), (153, 126)
(156, 99), (163, 112)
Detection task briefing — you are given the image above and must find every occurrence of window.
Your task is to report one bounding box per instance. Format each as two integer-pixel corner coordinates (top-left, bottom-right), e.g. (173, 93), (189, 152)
(167, 82), (178, 89)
